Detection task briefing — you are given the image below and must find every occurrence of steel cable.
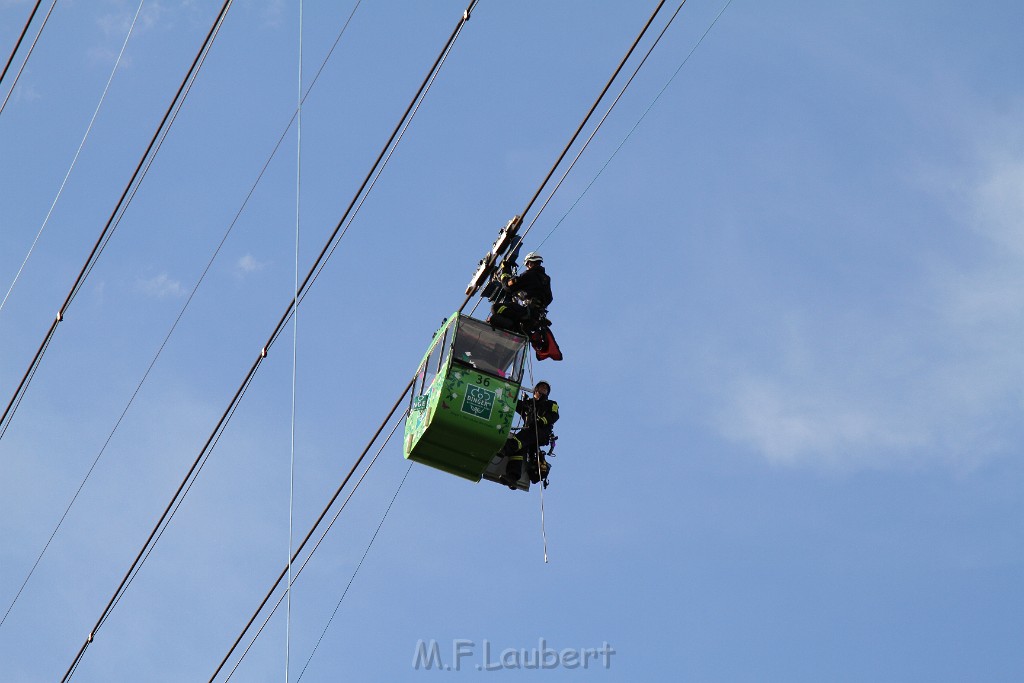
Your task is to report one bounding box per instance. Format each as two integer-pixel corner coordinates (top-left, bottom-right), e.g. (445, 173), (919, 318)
(0, 0), (43, 90)
(1, 0), (235, 445)
(461, 0), (668, 312)
(60, 2), (479, 679)
(0, 0), (57, 118)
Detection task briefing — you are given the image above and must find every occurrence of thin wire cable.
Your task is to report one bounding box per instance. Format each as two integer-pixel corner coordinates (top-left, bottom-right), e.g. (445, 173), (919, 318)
(0, 0), (146, 320)
(54, 8), (243, 673)
(223, 417), (407, 682)
(105, 371), (250, 620)
(536, 0), (734, 251)
(228, 5), (708, 676)
(5, 0), (228, 638)
(0, 0), (57, 118)
(517, 0), (666, 226)
(0, 0), (42, 90)
(298, 0), (469, 304)
(285, 0), (305, 680)
(1, 0), (366, 632)
(296, 461), (413, 682)
(61, 3), (478, 679)
(1, 0), (236, 446)
(220, 2), (682, 670)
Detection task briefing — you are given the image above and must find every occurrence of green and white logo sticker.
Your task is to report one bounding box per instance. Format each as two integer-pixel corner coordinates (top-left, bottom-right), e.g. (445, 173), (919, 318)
(461, 384), (495, 420)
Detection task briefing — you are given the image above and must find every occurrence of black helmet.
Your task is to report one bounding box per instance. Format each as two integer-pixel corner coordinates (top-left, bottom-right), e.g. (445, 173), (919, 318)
(534, 381), (551, 395)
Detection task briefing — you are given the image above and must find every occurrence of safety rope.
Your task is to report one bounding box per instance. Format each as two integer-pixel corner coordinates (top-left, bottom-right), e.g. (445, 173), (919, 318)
(524, 356), (550, 562)
(284, 1), (305, 679)
(0, 0), (146, 319)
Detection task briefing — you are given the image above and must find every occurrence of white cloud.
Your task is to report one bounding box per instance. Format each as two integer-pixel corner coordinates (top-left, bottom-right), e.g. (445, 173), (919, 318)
(235, 253), (266, 276)
(717, 376), (924, 466)
(970, 150), (1024, 256)
(139, 273), (184, 298)
(10, 82), (40, 104)
(706, 120), (1024, 469)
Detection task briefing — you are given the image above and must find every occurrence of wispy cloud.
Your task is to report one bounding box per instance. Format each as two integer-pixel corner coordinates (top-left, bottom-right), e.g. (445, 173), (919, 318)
(9, 81), (41, 104)
(89, 2), (166, 66)
(235, 253), (266, 277)
(706, 114), (1024, 469)
(139, 273), (184, 298)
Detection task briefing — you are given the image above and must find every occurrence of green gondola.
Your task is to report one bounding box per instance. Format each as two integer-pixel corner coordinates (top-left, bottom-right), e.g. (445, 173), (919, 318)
(404, 312), (529, 486)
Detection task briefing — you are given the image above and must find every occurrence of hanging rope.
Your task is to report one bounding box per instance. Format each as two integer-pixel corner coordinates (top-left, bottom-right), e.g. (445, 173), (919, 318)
(284, 0), (305, 680)
(523, 356), (550, 562)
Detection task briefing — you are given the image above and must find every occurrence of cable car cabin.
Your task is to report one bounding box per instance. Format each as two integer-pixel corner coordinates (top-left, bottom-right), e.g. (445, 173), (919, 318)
(404, 312), (531, 488)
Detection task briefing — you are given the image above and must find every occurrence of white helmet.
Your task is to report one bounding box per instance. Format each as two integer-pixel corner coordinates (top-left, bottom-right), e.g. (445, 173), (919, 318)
(524, 251), (543, 264)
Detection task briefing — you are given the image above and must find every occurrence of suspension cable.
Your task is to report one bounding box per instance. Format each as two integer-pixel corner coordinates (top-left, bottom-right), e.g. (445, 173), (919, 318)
(536, 0), (734, 252)
(0, 0), (57, 118)
(215, 5), (683, 676)
(212, 6), (483, 674)
(224, 1), (728, 675)
(1, 0), (235, 446)
(0, 0), (367, 635)
(62, 3), (478, 679)
(525, 0), (689, 247)
(518, 0), (666, 225)
(0, 0), (146, 320)
(0, 0), (42, 90)
(460, 0), (667, 313)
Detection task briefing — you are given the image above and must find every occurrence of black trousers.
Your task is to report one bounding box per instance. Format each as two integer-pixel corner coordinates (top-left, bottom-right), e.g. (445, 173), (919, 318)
(501, 428), (546, 479)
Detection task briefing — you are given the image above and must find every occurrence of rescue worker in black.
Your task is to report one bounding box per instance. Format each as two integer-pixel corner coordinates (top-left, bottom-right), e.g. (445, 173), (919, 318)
(489, 251), (552, 335)
(498, 380), (559, 488)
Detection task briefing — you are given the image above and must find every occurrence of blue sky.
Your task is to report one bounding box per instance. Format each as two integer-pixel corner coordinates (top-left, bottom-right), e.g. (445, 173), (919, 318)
(1, 0), (1023, 681)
